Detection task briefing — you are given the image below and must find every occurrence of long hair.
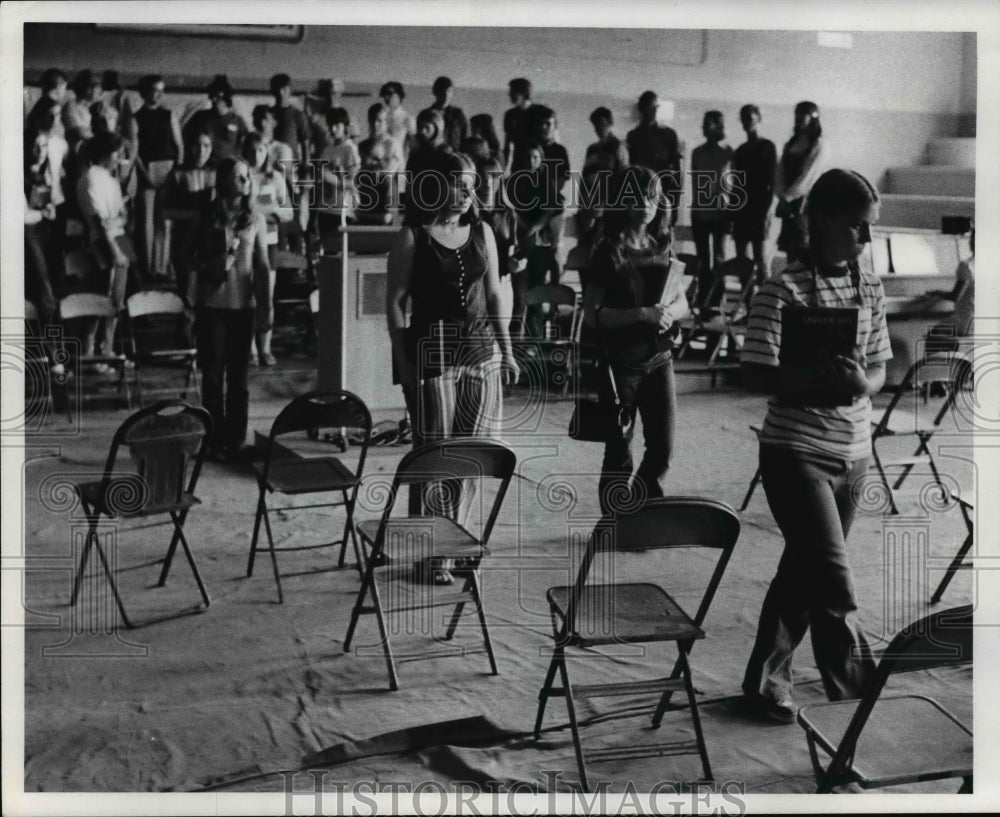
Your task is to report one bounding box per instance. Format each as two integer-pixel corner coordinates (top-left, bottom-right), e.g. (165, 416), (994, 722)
(209, 157), (254, 232)
(469, 114), (501, 159)
(781, 100), (822, 182)
(600, 165), (671, 255)
(405, 150), (481, 227)
(803, 168), (879, 264)
(241, 131), (274, 175)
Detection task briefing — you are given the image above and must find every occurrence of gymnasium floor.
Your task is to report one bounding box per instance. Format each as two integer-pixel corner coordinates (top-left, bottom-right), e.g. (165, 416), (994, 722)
(16, 358), (975, 797)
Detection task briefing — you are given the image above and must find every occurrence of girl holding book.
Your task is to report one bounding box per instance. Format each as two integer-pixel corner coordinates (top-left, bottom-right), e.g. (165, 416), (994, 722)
(740, 169), (891, 723)
(581, 165), (689, 518)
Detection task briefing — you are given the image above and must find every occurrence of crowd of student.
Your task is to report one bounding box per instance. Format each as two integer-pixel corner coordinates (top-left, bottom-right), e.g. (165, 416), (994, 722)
(23, 63), (977, 728)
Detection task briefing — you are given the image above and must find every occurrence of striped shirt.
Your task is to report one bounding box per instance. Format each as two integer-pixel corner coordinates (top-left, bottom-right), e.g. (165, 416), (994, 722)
(743, 262), (892, 461)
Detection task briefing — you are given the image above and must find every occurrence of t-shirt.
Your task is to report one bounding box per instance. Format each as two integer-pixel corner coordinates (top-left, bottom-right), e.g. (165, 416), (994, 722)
(690, 141), (733, 222)
(267, 139), (295, 174)
(742, 262), (892, 461)
(427, 104), (468, 153)
(732, 137), (777, 223)
(46, 133), (68, 206)
(541, 142), (570, 193)
(626, 123), (683, 193)
(77, 164), (126, 240)
(270, 105), (309, 158)
(385, 107), (416, 157)
(184, 109), (248, 161)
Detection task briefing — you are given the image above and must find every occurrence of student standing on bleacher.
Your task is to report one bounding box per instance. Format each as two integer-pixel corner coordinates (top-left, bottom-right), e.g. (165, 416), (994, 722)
(424, 76), (469, 153)
(732, 104), (777, 282)
(183, 75), (248, 162)
(690, 110), (733, 310)
(268, 74), (310, 163)
(503, 77), (534, 172)
(775, 101), (828, 266)
(740, 169), (890, 723)
(626, 91), (684, 232)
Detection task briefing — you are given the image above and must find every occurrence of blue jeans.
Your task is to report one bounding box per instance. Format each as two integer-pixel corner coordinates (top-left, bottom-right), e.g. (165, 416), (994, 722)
(742, 444), (875, 701)
(598, 359), (676, 517)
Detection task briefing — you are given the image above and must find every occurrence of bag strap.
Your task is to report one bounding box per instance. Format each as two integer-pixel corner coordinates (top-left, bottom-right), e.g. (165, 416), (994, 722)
(593, 305), (622, 407)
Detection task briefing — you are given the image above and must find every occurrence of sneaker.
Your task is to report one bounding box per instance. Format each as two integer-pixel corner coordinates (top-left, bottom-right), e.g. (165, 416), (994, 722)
(261, 352), (277, 367)
(746, 691), (797, 724)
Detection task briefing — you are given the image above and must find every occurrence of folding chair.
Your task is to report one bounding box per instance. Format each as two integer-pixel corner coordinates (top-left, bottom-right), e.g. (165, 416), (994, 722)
(674, 253), (701, 305)
(533, 498), (741, 790)
(273, 248), (315, 350)
(343, 438), (517, 690)
(70, 400), (213, 628)
(126, 290), (198, 407)
(248, 389), (373, 602)
(23, 299), (72, 425)
(931, 492), (974, 605)
(797, 604), (972, 793)
(522, 284), (581, 396)
(59, 291), (136, 409)
(870, 353), (967, 515)
(738, 424), (764, 511)
(676, 257), (755, 366)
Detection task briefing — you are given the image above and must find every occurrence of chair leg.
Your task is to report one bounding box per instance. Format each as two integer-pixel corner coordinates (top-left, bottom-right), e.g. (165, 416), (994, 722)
(533, 648), (561, 739)
(870, 443), (899, 515)
(343, 564), (371, 651)
(134, 368), (145, 409)
(70, 518), (98, 607)
(260, 504), (284, 603)
(337, 490), (355, 569)
(171, 512), (211, 607)
(467, 570), (498, 675)
(557, 651), (590, 792)
(679, 644), (713, 781)
(90, 529), (134, 629)
(367, 574), (399, 690)
(931, 530), (973, 605)
(247, 488), (266, 578)
(157, 520), (182, 586)
(739, 466), (761, 512)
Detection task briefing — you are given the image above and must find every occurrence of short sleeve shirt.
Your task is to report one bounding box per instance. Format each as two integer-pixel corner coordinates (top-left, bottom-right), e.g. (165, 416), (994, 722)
(742, 262), (892, 460)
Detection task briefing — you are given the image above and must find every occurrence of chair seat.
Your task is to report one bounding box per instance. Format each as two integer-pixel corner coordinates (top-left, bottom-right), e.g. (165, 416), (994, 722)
(798, 694), (972, 787)
(261, 457), (359, 494)
(76, 479), (199, 518)
(547, 582), (705, 646)
(357, 516), (482, 560)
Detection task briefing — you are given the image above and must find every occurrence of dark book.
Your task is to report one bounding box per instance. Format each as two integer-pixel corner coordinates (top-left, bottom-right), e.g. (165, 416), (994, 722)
(779, 306), (859, 407)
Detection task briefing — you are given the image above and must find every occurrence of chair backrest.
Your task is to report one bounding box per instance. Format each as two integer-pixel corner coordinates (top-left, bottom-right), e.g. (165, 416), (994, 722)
(264, 389), (373, 481)
(127, 290), (186, 319)
(100, 401), (212, 515)
(274, 249), (309, 271)
(59, 292), (116, 321)
(375, 438), (517, 550)
(716, 256), (755, 285)
(822, 605), (972, 785)
(64, 249), (98, 279)
(578, 498), (741, 629)
(524, 284), (577, 309)
(564, 244), (592, 272)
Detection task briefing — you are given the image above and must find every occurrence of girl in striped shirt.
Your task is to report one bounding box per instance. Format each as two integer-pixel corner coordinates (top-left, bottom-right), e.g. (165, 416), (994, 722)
(741, 169), (891, 723)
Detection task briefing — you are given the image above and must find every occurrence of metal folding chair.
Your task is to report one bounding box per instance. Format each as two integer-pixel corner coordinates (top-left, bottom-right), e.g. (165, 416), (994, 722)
(739, 424), (763, 511)
(931, 492), (974, 605)
(343, 438), (517, 690)
(797, 605), (972, 793)
(248, 389), (373, 602)
(126, 290), (198, 407)
(522, 284), (581, 396)
(870, 352), (969, 515)
(533, 498), (741, 790)
(59, 291), (137, 409)
(677, 257), (755, 366)
(70, 400), (212, 628)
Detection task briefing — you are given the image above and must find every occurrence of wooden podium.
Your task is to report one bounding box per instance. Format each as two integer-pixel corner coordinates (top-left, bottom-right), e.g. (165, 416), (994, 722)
(316, 221), (406, 413)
